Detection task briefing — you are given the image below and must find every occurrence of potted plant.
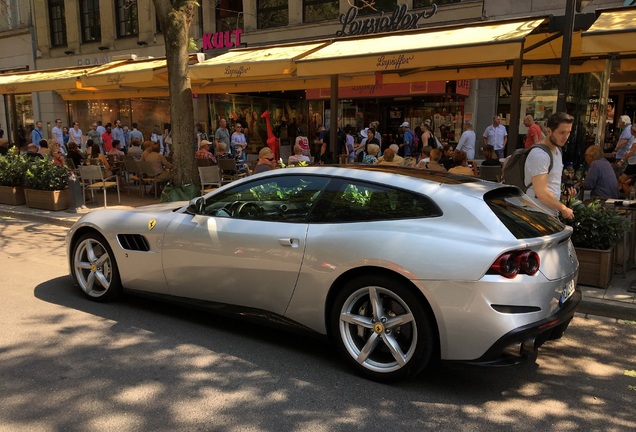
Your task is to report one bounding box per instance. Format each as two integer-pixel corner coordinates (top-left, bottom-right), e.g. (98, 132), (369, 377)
(561, 198), (630, 288)
(0, 148), (28, 205)
(23, 158), (70, 211)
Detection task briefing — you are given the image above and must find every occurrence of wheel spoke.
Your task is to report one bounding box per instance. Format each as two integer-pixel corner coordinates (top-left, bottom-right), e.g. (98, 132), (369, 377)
(76, 260), (92, 270)
(340, 312), (373, 328)
(85, 241), (97, 263)
(86, 271), (96, 292)
(382, 333), (407, 366)
(368, 287), (383, 320)
(94, 270), (110, 290)
(95, 254), (109, 267)
(357, 332), (381, 365)
(385, 312), (415, 330)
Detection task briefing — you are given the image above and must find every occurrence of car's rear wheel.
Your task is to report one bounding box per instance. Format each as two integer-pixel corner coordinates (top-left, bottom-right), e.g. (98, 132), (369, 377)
(331, 275), (434, 381)
(72, 232), (122, 301)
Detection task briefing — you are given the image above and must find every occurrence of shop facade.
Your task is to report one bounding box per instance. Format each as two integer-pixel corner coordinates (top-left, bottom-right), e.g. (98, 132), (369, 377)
(1, 0), (634, 160)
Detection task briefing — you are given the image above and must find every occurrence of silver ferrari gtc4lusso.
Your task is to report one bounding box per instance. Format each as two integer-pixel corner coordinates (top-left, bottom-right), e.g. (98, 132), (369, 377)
(66, 165), (580, 381)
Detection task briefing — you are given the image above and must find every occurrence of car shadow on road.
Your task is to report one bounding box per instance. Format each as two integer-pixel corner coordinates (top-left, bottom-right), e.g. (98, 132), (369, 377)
(14, 276), (635, 431)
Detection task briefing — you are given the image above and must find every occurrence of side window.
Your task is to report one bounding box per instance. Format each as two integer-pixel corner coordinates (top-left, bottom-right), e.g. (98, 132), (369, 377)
(312, 179), (442, 223)
(203, 175), (329, 222)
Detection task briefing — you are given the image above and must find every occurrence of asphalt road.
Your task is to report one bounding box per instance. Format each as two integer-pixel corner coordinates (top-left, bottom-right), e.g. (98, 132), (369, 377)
(1, 217), (635, 432)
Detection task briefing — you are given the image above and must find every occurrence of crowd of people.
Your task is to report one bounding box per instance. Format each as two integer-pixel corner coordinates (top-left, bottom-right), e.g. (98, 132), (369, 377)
(2, 111), (630, 210)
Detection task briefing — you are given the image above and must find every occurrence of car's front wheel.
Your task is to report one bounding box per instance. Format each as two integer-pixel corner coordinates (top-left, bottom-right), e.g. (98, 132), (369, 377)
(72, 232), (122, 301)
(331, 276), (435, 381)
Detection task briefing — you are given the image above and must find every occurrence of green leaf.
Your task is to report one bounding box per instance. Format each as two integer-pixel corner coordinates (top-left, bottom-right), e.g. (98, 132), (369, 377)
(625, 370), (636, 378)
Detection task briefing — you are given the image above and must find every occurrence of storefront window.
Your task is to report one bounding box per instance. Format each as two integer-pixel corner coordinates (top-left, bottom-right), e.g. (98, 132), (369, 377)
(257, 0), (288, 29)
(304, 0), (339, 23)
(68, 98), (170, 139)
(115, 0), (138, 38)
(80, 0), (101, 43)
(4, 94), (33, 148)
(216, 0), (243, 32)
(498, 73), (600, 166)
(48, 0), (67, 47)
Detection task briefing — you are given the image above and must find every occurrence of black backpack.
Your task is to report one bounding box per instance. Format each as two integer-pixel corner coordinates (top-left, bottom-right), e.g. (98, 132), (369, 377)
(502, 144), (553, 193)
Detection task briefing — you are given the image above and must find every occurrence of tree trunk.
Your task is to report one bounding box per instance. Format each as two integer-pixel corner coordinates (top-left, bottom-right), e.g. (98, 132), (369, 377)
(152, 0), (198, 188)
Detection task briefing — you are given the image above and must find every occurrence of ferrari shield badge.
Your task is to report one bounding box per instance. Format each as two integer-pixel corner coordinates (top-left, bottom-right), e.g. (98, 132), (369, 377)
(148, 219), (157, 231)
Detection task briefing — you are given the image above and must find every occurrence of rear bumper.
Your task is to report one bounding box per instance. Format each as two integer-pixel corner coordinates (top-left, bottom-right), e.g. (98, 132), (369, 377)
(460, 288), (582, 366)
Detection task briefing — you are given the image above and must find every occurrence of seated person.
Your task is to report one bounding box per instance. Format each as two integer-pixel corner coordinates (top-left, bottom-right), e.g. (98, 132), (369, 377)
(419, 148), (447, 171)
(66, 142), (85, 167)
(217, 141), (248, 175)
(377, 148), (400, 166)
(288, 144), (311, 165)
(0, 138), (9, 156)
(108, 139), (124, 156)
(38, 139), (50, 156)
(25, 143), (44, 159)
(195, 140), (217, 165)
(363, 143), (380, 165)
(440, 144), (455, 170)
(481, 145), (501, 166)
(583, 144), (619, 199)
(416, 146), (433, 167)
(88, 143), (112, 176)
(253, 147), (277, 174)
(377, 144), (404, 165)
(448, 150), (476, 176)
(142, 141), (173, 181)
(127, 138), (143, 161)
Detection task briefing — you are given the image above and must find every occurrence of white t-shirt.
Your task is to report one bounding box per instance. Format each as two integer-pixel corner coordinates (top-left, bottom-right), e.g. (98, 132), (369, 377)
(456, 130), (476, 160)
(525, 146), (564, 216)
(70, 127), (83, 144)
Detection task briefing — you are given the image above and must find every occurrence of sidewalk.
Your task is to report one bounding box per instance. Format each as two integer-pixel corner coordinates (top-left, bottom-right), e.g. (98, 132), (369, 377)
(0, 190), (635, 322)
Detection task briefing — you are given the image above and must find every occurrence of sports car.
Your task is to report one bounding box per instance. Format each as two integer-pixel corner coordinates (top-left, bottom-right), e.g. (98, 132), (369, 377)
(66, 165), (580, 381)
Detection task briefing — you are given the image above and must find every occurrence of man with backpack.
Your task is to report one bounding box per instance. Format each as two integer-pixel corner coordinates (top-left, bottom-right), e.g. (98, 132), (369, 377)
(524, 112), (575, 219)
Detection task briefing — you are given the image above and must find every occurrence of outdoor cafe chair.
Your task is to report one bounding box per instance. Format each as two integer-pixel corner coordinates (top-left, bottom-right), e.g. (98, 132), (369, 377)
(479, 165), (503, 182)
(78, 165), (121, 208)
(198, 166), (222, 195)
(217, 158), (247, 184)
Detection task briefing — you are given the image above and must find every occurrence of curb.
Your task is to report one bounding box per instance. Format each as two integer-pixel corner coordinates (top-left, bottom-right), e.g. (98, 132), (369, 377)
(0, 209), (80, 228)
(579, 297), (636, 321)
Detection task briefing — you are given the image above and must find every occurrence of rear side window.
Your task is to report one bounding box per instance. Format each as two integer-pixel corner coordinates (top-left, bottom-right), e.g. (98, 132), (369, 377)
(310, 178), (442, 223)
(485, 188), (565, 238)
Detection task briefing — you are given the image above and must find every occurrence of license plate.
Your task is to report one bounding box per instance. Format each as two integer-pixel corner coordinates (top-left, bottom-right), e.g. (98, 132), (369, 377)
(559, 279), (575, 306)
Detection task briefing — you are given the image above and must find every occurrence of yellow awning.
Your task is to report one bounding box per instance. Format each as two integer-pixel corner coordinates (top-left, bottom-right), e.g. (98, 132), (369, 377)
(0, 65), (93, 94)
(189, 41), (329, 82)
(296, 18), (546, 77)
(80, 58), (167, 88)
(582, 8), (636, 55)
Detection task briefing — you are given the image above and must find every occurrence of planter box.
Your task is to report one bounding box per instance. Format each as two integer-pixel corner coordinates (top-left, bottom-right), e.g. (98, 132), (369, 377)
(0, 185), (26, 206)
(24, 188), (70, 211)
(575, 246), (615, 289)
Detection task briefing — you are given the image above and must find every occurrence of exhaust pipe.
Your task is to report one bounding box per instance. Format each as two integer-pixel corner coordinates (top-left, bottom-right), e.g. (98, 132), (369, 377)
(503, 338), (537, 357)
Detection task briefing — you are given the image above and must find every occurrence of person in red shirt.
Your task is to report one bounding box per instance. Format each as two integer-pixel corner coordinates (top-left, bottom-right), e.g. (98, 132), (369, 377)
(523, 115), (543, 149)
(101, 123), (113, 153)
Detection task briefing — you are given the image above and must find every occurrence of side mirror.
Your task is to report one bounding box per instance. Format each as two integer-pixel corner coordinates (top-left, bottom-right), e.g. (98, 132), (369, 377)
(187, 197), (205, 215)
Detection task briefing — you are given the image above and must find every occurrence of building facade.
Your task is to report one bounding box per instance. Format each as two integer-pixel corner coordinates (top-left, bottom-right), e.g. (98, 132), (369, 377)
(0, 0), (632, 158)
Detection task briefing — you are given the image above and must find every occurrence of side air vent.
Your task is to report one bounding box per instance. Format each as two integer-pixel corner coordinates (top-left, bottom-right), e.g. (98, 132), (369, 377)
(117, 234), (150, 252)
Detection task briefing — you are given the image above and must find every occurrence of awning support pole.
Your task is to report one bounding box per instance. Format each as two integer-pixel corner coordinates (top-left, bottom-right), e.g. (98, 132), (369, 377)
(597, 57), (612, 147)
(557, 0), (576, 112)
(330, 74), (338, 159)
(508, 54), (524, 154)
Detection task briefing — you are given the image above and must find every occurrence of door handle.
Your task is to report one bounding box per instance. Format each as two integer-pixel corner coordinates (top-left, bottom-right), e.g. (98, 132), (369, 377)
(278, 238), (299, 247)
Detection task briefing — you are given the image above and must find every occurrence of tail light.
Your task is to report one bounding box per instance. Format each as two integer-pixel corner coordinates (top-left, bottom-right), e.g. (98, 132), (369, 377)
(488, 249), (540, 278)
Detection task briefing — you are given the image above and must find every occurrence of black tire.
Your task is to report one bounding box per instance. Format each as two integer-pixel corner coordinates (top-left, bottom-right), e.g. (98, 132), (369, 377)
(71, 232), (122, 302)
(330, 275), (434, 382)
